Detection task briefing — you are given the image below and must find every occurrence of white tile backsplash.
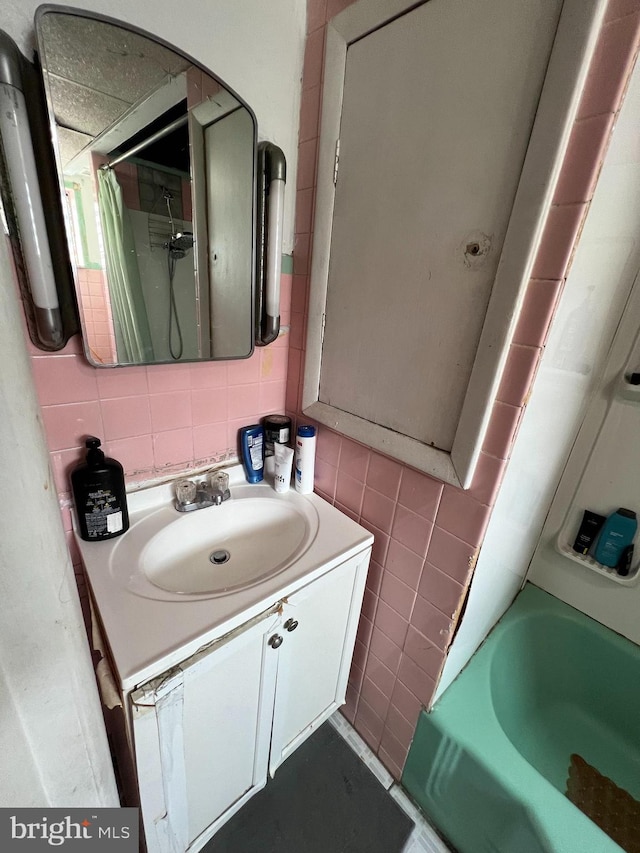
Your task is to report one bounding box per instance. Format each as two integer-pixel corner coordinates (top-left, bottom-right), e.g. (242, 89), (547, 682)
(436, 34), (640, 701)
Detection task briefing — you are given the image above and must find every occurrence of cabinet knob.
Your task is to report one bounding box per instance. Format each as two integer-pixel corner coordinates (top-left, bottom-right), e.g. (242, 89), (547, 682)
(284, 619), (298, 632)
(268, 634), (283, 649)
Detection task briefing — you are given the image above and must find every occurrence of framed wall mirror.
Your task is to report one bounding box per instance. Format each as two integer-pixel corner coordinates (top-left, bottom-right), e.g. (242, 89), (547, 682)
(35, 6), (257, 366)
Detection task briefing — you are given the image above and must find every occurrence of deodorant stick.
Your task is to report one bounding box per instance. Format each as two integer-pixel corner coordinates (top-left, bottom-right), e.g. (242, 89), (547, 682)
(294, 425), (316, 494)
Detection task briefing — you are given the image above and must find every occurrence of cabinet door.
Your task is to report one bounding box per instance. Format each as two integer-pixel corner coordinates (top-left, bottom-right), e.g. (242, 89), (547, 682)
(269, 550), (370, 774)
(130, 611), (280, 853)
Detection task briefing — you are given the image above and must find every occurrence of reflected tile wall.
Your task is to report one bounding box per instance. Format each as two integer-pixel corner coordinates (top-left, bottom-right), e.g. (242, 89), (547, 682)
(76, 268), (117, 364)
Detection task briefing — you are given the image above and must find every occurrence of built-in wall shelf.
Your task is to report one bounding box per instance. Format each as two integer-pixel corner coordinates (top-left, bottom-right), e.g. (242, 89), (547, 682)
(619, 376), (640, 404)
(555, 539), (639, 586)
(549, 363), (640, 590)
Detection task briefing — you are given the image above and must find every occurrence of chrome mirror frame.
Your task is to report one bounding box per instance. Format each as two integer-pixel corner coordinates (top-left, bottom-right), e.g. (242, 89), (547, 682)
(0, 28), (78, 351)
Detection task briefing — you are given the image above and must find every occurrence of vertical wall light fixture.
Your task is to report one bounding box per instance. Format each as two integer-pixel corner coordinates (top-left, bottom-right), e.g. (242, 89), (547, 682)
(0, 31), (70, 350)
(256, 142), (286, 346)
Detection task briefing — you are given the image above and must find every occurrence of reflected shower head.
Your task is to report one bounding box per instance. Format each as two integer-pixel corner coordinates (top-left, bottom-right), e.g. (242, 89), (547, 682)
(168, 231), (194, 258)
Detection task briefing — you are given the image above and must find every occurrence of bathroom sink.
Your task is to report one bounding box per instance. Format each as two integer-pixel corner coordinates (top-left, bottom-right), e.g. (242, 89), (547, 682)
(108, 483), (320, 599)
(75, 463), (374, 691)
(142, 497), (313, 595)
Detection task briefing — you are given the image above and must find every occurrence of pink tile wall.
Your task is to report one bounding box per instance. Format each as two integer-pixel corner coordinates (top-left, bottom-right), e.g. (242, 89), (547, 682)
(114, 163), (140, 212)
(187, 66), (223, 110)
(288, 0), (640, 780)
(28, 270), (293, 572)
(76, 268), (118, 364)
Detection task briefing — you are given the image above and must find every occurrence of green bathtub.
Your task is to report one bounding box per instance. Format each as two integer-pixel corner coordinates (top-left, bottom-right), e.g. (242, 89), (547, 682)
(403, 583), (640, 853)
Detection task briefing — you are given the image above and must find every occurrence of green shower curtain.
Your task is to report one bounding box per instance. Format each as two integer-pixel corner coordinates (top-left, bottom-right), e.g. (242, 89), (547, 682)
(97, 168), (154, 362)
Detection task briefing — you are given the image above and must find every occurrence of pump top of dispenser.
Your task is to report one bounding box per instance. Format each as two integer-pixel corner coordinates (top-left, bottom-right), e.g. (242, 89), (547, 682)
(85, 436), (105, 462)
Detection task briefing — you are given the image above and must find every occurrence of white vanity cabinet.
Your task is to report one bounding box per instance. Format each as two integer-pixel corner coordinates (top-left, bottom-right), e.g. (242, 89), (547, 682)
(269, 555), (363, 774)
(128, 549), (370, 853)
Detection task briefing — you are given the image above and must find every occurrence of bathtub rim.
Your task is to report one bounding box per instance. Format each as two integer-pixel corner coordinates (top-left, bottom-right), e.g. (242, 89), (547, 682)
(403, 582), (634, 853)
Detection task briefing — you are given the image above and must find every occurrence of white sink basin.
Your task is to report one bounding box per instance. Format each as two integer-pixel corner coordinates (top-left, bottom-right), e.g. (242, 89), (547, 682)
(75, 464), (374, 690)
(109, 483), (319, 600)
(142, 498), (312, 595)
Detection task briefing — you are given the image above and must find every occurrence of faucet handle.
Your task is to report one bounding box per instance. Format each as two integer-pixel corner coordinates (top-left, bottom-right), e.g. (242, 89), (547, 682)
(207, 470), (229, 493)
(175, 478), (197, 506)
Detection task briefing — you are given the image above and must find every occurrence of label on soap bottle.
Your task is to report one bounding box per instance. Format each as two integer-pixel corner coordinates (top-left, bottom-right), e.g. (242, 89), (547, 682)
(82, 488), (124, 538)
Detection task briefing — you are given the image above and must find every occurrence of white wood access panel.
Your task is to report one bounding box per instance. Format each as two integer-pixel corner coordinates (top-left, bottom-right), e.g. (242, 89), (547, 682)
(304, 0), (607, 487)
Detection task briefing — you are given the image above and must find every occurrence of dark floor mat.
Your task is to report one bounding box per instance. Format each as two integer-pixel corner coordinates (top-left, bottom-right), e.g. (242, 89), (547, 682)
(204, 721), (414, 853)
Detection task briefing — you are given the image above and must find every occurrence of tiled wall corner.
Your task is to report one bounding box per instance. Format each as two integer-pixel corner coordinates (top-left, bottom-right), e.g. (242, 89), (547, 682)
(292, 0), (640, 780)
(76, 268), (117, 363)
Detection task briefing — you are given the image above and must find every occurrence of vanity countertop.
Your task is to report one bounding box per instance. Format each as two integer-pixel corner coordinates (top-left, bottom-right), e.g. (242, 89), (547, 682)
(76, 466), (373, 693)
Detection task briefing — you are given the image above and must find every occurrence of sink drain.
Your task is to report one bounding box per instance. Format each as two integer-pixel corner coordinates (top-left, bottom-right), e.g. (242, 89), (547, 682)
(210, 549), (230, 565)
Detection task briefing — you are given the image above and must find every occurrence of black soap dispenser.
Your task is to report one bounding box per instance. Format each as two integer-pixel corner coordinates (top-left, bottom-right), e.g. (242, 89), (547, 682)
(71, 437), (129, 541)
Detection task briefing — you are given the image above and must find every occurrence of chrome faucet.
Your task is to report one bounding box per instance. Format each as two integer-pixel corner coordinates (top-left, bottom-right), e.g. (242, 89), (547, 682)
(174, 471), (231, 512)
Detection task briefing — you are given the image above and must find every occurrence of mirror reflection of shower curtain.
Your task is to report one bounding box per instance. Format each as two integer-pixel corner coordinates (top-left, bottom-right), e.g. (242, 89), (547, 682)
(97, 169), (154, 362)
